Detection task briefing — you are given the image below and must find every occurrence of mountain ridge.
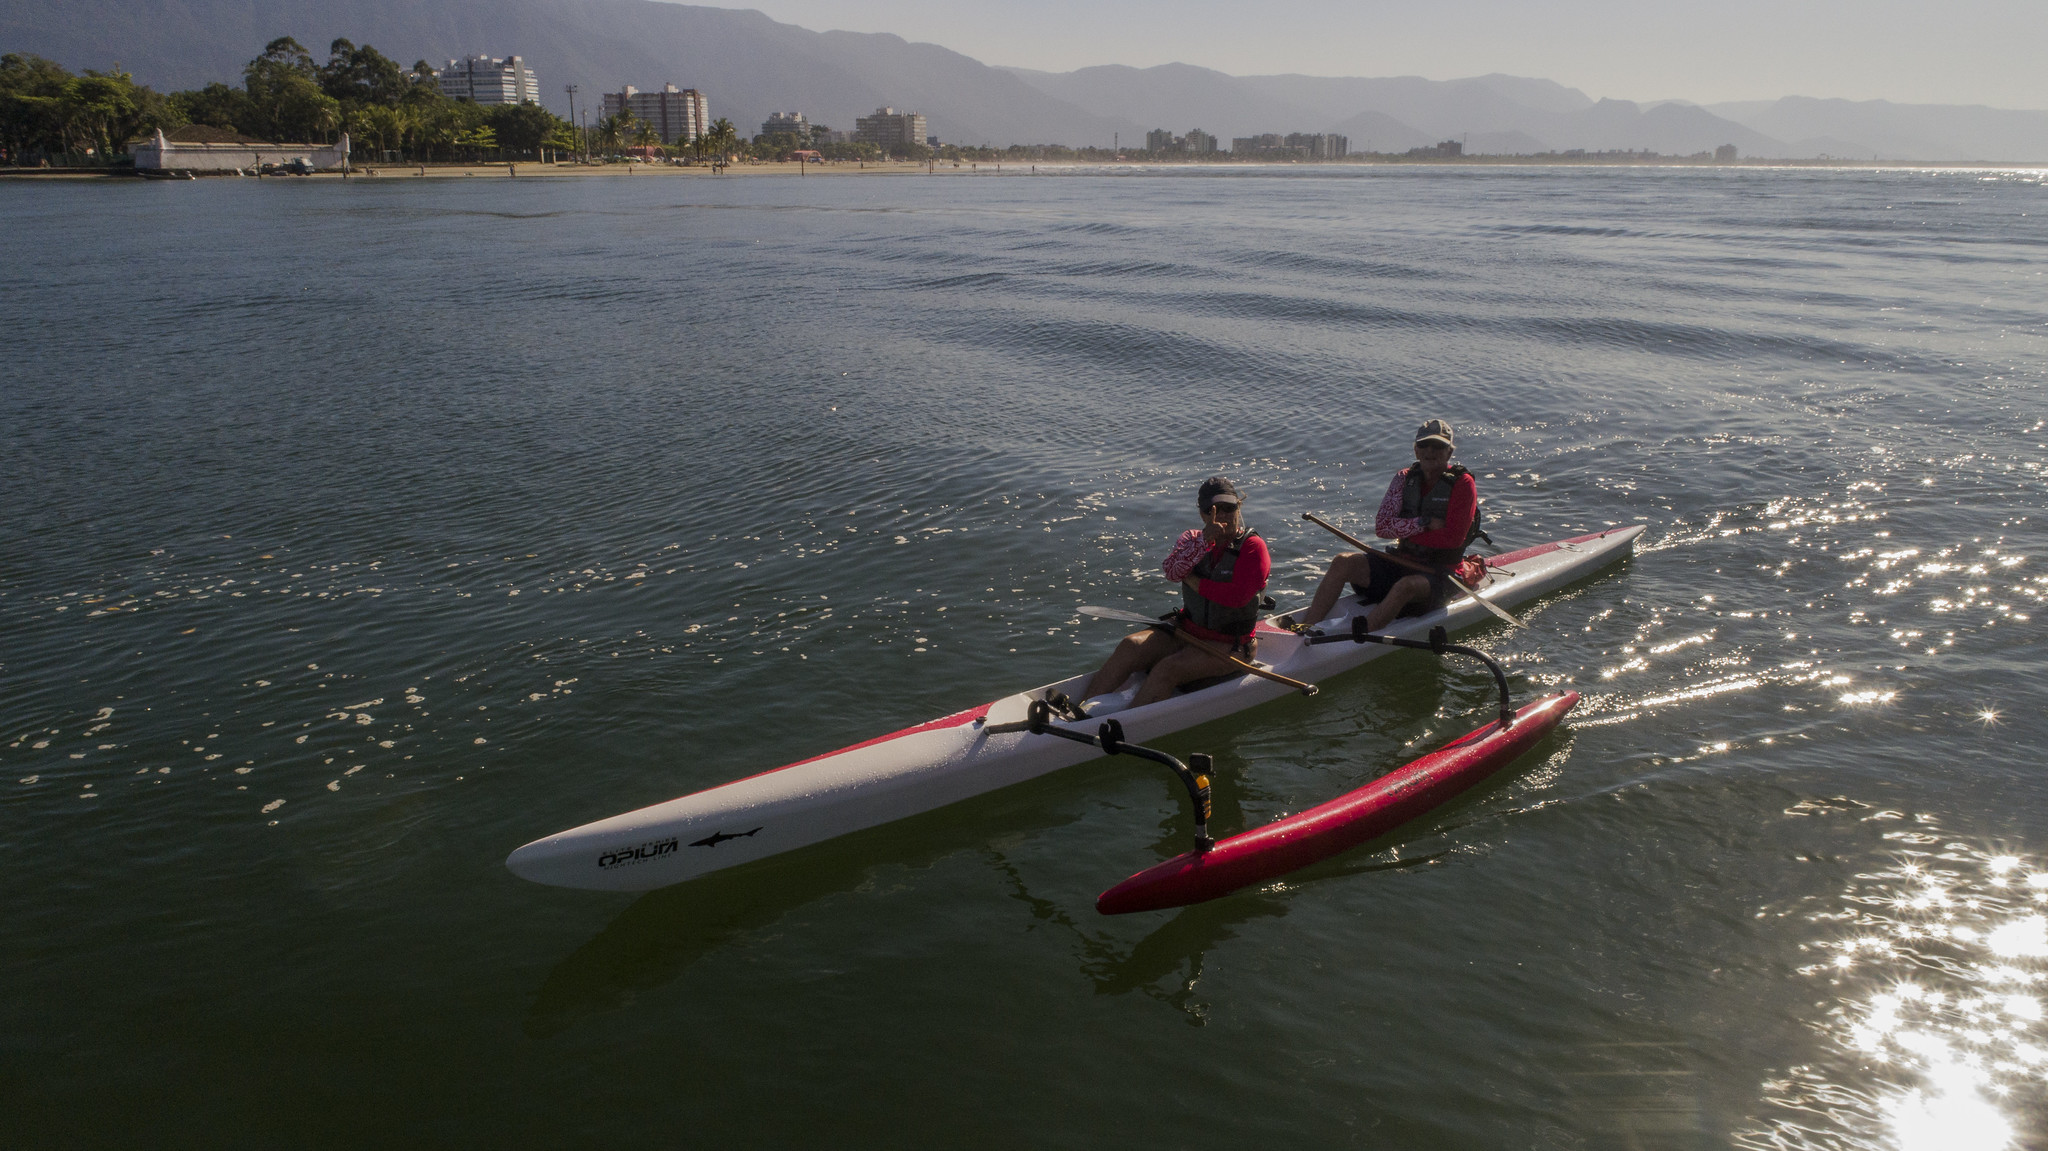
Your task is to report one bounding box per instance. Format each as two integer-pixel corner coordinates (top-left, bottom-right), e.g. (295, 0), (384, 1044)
(4, 0), (2045, 158)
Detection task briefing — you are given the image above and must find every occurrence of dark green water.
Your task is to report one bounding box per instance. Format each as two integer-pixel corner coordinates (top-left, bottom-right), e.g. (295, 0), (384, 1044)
(3, 165), (2044, 1149)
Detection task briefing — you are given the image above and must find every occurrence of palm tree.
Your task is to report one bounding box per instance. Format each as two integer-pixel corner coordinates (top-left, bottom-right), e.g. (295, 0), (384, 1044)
(419, 110), (457, 163)
(594, 114), (625, 157)
(394, 106), (423, 161)
(630, 119), (658, 151)
(343, 104), (383, 157)
(312, 98), (340, 143)
(706, 117), (738, 160)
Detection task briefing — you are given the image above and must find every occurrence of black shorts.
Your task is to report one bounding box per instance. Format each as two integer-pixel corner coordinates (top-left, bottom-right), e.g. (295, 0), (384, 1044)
(1351, 551), (1452, 617)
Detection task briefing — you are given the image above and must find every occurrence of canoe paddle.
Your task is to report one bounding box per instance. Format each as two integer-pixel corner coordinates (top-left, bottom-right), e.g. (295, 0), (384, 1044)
(1078, 606), (1319, 696)
(1301, 512), (1528, 629)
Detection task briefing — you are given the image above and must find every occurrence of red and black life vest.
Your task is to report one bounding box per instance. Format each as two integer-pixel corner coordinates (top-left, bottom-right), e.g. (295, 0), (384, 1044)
(1394, 465), (1483, 569)
(1179, 530), (1262, 637)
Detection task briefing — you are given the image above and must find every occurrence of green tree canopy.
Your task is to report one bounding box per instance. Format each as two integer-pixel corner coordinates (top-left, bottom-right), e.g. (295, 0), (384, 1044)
(243, 36), (340, 141)
(1, 53), (178, 161)
(65, 69), (171, 158)
(319, 39), (407, 108)
(170, 82), (253, 131)
(0, 53), (70, 158)
(486, 102), (554, 157)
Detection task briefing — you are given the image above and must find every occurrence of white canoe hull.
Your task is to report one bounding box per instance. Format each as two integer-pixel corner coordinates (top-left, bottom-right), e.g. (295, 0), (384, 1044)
(507, 525), (1645, 891)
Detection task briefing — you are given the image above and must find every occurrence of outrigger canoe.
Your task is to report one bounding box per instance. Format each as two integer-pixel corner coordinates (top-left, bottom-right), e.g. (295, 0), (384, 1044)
(506, 524), (1644, 892)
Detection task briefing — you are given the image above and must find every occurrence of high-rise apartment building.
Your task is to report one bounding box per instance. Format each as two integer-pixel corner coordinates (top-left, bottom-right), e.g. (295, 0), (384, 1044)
(436, 56), (540, 105)
(760, 112), (809, 140)
(853, 107), (928, 155)
(601, 84), (709, 145)
(1146, 128), (1219, 155)
(1284, 132), (1348, 159)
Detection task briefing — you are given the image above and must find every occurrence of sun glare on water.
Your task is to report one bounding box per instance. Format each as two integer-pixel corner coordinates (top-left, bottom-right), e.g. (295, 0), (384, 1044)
(1742, 846), (2048, 1150)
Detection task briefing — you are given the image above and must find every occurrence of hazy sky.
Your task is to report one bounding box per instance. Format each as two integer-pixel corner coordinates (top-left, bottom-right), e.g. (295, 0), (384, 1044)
(728, 0), (2048, 109)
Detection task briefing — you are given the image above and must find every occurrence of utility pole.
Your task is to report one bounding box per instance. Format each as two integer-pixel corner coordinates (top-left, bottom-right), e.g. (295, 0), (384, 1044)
(564, 85), (578, 163)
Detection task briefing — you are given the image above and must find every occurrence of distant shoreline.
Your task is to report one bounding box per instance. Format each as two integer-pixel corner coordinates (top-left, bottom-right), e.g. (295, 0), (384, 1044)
(5, 157), (2043, 182)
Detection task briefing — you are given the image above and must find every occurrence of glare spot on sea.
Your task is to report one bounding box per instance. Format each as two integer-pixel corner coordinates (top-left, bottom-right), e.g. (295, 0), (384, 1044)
(1739, 846), (2048, 1151)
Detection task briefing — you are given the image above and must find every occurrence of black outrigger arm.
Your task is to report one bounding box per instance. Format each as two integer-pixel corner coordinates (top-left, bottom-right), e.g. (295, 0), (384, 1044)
(985, 700), (1215, 852)
(1307, 620), (1517, 731)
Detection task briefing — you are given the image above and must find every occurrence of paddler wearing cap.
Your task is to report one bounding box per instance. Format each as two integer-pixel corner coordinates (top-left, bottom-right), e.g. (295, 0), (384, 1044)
(1293, 419), (1483, 632)
(1079, 476), (1272, 711)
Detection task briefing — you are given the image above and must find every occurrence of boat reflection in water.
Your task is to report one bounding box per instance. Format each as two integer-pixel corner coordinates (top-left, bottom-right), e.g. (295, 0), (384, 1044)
(1745, 841), (2048, 1150)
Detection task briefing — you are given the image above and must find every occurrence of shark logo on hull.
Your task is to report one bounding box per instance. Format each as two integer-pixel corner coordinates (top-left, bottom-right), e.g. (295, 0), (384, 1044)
(690, 827), (764, 848)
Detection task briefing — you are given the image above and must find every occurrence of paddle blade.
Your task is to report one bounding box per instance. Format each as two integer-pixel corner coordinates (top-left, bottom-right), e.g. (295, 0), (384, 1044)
(1456, 582), (1528, 628)
(1079, 606), (1169, 626)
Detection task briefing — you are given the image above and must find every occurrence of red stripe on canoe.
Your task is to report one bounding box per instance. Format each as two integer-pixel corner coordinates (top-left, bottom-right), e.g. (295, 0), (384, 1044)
(1096, 691), (1579, 914)
(1488, 528), (1622, 569)
(724, 701), (997, 785)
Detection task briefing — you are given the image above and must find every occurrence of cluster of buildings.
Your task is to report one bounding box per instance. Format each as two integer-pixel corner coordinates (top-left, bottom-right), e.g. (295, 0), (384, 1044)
(426, 55), (946, 156)
(1143, 127), (1352, 160)
(1404, 139), (1462, 159)
(1143, 128), (1218, 155)
(756, 107), (935, 151)
(1231, 132), (1349, 160)
(758, 112), (848, 146)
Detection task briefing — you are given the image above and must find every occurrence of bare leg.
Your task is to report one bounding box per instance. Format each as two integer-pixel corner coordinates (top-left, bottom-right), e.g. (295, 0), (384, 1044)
(1299, 552), (1372, 627)
(1130, 641), (1243, 707)
(1364, 573), (1434, 631)
(1083, 628), (1175, 698)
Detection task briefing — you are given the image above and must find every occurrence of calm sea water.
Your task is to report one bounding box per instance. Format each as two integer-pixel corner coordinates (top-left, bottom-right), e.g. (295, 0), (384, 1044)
(3, 164), (2044, 1149)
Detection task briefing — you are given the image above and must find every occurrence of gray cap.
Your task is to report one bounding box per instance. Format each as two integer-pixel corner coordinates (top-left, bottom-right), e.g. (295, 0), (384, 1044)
(1414, 419), (1454, 447)
(1197, 475), (1241, 511)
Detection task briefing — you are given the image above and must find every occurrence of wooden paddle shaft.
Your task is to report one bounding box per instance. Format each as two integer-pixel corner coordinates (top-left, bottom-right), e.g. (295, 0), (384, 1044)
(1170, 629), (1318, 696)
(1300, 512), (1526, 628)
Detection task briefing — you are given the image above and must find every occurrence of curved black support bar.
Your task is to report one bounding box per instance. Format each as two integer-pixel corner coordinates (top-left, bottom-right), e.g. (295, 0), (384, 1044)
(1096, 721), (1213, 853)
(988, 702), (1213, 851)
(1305, 618), (1515, 729)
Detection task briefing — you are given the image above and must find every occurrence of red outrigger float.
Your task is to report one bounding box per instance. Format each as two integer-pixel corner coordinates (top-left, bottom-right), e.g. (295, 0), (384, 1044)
(1096, 690), (1577, 914)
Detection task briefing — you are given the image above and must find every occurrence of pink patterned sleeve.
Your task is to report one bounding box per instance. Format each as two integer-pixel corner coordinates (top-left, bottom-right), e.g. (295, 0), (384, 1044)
(1161, 529), (1208, 582)
(1374, 470), (1424, 539)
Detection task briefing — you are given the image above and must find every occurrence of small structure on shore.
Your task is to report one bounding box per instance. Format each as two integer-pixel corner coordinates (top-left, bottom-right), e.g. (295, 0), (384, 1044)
(132, 125), (350, 173)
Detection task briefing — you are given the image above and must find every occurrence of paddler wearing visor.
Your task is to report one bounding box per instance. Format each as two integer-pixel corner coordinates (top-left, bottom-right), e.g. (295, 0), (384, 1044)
(1293, 419), (1485, 632)
(1078, 476), (1272, 711)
